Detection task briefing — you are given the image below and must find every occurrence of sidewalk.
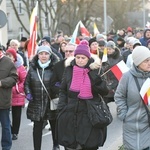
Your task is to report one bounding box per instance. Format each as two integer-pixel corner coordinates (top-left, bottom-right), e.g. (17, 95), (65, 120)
(99, 102), (123, 150)
(99, 135), (123, 150)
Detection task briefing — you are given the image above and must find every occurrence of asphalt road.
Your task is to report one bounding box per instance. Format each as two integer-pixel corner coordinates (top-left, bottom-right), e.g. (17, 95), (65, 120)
(0, 101), (123, 150)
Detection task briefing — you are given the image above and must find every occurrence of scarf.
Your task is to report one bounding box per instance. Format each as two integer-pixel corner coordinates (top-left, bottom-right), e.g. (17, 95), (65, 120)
(38, 59), (51, 69)
(69, 66), (93, 99)
(90, 49), (97, 54)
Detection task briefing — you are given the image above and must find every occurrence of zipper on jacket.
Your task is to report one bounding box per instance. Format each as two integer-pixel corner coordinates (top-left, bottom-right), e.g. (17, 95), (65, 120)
(40, 69), (44, 118)
(136, 100), (142, 150)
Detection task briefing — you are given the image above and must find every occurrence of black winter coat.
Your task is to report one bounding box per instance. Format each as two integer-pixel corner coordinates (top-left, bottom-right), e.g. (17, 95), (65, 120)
(56, 57), (109, 149)
(50, 59), (66, 96)
(102, 47), (123, 100)
(24, 54), (59, 121)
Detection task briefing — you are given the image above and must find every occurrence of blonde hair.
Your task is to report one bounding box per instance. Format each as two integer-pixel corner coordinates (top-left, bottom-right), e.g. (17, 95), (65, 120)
(10, 39), (20, 47)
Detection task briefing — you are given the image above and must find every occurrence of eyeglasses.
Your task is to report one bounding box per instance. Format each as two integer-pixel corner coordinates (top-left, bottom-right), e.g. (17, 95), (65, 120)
(65, 50), (74, 53)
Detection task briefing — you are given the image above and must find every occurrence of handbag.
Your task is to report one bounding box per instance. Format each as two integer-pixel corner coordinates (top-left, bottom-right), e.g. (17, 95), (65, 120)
(86, 95), (113, 128)
(133, 75), (150, 127)
(50, 97), (59, 110)
(37, 68), (59, 110)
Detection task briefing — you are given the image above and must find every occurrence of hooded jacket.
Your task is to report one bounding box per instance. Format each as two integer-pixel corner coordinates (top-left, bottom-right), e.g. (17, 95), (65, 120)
(114, 64), (150, 150)
(11, 54), (27, 106)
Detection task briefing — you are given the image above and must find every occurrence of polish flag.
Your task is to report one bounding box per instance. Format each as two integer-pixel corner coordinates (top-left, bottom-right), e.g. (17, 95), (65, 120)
(79, 21), (90, 37)
(93, 22), (100, 36)
(102, 48), (107, 62)
(110, 60), (129, 80)
(27, 1), (38, 60)
(69, 21), (80, 44)
(140, 78), (150, 105)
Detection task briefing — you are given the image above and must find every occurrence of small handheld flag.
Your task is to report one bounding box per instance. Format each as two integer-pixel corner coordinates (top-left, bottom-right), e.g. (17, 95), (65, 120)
(110, 60), (129, 80)
(140, 78), (150, 105)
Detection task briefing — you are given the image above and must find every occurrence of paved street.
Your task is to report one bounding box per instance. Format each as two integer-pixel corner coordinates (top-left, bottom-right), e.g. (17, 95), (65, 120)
(0, 101), (123, 150)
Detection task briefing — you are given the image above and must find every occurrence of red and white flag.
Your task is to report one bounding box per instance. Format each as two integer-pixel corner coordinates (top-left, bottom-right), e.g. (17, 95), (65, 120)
(27, 1), (38, 60)
(140, 78), (150, 105)
(79, 21), (90, 37)
(69, 21), (80, 44)
(110, 60), (129, 80)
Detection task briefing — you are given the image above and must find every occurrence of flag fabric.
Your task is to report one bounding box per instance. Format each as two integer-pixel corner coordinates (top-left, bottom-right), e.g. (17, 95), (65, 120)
(110, 60), (129, 80)
(93, 22), (100, 36)
(140, 78), (150, 105)
(145, 21), (150, 29)
(69, 21), (80, 44)
(79, 21), (90, 37)
(101, 48), (107, 62)
(27, 1), (38, 59)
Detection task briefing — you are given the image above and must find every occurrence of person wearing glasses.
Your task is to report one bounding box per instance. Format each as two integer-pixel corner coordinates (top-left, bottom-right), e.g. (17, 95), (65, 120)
(50, 43), (77, 97)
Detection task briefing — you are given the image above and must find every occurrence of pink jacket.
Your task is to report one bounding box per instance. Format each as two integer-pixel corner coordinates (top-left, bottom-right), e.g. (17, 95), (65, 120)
(11, 54), (27, 106)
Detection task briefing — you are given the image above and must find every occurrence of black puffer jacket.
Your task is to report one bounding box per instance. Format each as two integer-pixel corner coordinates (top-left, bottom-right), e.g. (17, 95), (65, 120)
(24, 53), (59, 121)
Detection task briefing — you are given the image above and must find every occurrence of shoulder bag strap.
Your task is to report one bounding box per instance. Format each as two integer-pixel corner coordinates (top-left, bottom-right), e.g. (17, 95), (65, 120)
(132, 75), (150, 113)
(36, 68), (51, 100)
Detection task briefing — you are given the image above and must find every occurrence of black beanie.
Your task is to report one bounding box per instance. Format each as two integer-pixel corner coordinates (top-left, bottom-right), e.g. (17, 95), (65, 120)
(88, 37), (97, 47)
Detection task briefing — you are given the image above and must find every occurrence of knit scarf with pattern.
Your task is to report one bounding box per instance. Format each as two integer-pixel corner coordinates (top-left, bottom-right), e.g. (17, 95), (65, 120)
(69, 65), (93, 99)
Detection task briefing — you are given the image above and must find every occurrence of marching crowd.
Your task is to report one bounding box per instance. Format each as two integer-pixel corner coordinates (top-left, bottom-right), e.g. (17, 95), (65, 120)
(1, 27), (150, 150)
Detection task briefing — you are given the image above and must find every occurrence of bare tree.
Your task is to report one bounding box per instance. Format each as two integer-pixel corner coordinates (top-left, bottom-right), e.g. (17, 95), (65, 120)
(9, 0), (146, 38)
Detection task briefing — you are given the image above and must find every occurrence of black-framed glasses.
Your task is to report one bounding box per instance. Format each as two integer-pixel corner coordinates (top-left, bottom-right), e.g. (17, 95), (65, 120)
(65, 50), (74, 53)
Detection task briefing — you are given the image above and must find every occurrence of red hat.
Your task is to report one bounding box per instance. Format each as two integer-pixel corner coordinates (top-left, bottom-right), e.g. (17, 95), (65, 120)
(6, 48), (17, 61)
(127, 27), (133, 32)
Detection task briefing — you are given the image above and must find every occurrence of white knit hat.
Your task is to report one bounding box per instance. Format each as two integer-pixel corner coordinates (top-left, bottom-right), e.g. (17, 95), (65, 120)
(132, 46), (150, 66)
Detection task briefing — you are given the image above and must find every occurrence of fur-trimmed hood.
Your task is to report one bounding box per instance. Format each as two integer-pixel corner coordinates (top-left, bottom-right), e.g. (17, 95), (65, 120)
(65, 54), (101, 70)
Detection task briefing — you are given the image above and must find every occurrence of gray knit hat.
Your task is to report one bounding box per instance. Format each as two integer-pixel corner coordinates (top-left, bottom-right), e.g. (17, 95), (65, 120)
(106, 41), (116, 49)
(37, 45), (52, 54)
(132, 46), (150, 66)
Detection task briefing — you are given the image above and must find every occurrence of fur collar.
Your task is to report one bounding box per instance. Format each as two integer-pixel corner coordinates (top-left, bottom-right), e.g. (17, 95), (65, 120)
(65, 54), (101, 70)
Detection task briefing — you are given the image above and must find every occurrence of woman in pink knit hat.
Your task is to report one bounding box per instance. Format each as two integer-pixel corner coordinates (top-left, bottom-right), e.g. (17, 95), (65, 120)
(56, 40), (109, 150)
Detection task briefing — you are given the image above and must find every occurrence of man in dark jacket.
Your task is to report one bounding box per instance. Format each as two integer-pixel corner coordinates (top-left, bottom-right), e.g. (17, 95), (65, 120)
(0, 46), (18, 150)
(50, 43), (76, 96)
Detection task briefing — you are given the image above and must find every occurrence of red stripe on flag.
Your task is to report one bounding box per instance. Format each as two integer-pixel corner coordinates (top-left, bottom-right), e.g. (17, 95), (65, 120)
(27, 17), (37, 59)
(143, 93), (148, 105)
(110, 65), (123, 80)
(80, 27), (90, 36)
(76, 38), (80, 44)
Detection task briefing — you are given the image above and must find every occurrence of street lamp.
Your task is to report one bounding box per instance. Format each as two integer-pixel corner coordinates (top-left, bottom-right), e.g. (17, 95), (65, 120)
(143, 0), (146, 28)
(104, 0), (107, 34)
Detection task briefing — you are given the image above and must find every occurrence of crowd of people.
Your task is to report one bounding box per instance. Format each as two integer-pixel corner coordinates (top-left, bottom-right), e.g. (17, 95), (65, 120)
(0, 26), (150, 150)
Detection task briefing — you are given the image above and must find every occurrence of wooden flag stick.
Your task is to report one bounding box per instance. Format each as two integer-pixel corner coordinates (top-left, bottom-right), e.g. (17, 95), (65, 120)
(100, 69), (111, 77)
